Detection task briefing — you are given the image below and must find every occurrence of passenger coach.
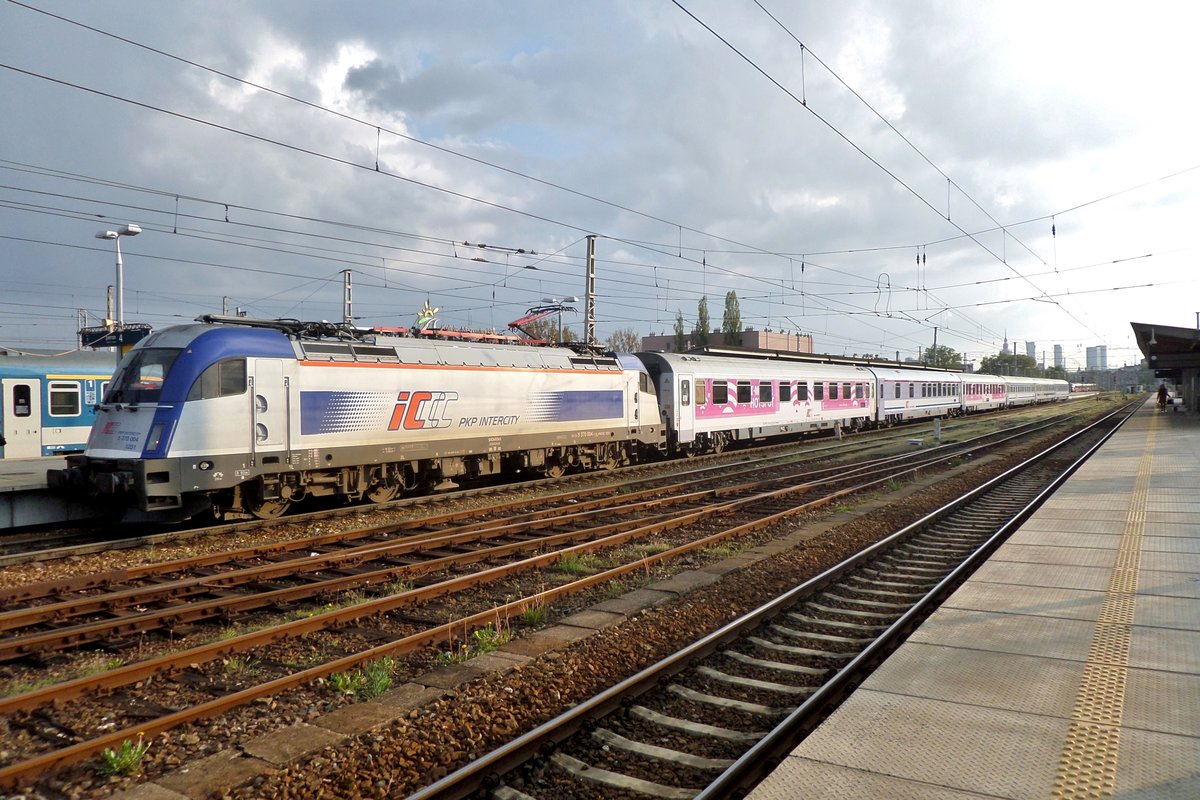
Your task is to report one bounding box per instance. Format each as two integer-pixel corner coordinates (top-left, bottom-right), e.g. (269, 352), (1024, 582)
(1, 349), (114, 459)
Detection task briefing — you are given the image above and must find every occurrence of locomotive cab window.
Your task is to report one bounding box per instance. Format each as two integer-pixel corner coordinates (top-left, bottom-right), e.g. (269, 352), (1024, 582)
(187, 358), (247, 401)
(105, 348), (180, 405)
(48, 382), (81, 417)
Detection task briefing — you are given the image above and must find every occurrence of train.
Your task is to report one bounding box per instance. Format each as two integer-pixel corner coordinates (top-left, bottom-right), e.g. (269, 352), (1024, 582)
(47, 316), (1069, 522)
(1, 348), (116, 459)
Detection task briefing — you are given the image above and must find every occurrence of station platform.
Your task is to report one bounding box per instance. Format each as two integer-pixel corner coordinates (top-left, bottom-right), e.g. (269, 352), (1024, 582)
(749, 400), (1200, 799)
(0, 456), (99, 528)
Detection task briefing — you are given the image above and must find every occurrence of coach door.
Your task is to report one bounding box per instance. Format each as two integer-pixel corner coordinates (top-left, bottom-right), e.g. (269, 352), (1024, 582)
(2, 379), (42, 458)
(677, 373), (695, 444)
(249, 360), (289, 463)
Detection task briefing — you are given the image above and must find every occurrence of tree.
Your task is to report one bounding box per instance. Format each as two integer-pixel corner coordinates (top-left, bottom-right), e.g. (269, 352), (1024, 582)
(673, 310), (688, 352)
(925, 344), (963, 370)
(722, 291), (741, 346)
(521, 318), (576, 344)
(693, 297), (710, 349)
(979, 352), (1038, 376)
(606, 327), (641, 352)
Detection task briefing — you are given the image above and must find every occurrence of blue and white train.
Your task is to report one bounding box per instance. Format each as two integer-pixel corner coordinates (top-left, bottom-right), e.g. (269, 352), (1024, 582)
(1, 349), (115, 459)
(49, 317), (1069, 521)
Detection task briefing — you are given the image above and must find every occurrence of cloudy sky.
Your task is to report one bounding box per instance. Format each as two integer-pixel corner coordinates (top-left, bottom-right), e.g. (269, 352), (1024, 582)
(2, 1), (1198, 371)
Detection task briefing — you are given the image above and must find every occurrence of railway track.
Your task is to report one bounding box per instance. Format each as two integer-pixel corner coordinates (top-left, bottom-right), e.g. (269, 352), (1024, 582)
(0, 413), (1076, 663)
(0, 401), (1082, 565)
(403, 402), (1135, 800)
(0, 404), (1113, 792)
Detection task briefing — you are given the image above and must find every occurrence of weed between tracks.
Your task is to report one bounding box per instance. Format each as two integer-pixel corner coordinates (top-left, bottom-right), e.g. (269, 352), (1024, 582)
(96, 732), (151, 777)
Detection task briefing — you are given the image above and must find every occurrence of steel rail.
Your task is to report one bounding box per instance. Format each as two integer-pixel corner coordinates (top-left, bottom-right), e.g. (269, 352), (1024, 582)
(0, 408), (1101, 789)
(0, 414), (1069, 658)
(400, 402), (1135, 800)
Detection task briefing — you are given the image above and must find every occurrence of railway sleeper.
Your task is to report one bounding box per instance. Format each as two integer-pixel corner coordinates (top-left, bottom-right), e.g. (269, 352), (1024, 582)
(819, 592), (910, 611)
(723, 650), (829, 678)
(769, 623), (873, 646)
(550, 752), (698, 800)
(592, 727), (737, 770)
(804, 601), (898, 622)
(785, 613), (888, 633)
(630, 705), (767, 743)
(747, 636), (854, 661)
(694, 665), (813, 696)
(666, 684), (792, 719)
(840, 580), (927, 598)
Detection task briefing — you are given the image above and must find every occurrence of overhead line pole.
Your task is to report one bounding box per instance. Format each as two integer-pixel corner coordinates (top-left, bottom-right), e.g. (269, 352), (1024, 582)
(584, 235), (597, 347)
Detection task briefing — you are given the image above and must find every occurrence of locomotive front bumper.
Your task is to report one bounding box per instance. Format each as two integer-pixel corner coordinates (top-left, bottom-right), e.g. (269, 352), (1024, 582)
(48, 455), (184, 513)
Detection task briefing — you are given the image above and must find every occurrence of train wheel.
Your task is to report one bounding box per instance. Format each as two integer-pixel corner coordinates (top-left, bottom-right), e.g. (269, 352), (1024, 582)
(366, 482), (400, 504)
(247, 497), (290, 519)
(544, 462), (566, 478)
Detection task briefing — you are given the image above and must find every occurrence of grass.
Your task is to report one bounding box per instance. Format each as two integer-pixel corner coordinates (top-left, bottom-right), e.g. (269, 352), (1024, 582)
(222, 654), (259, 678)
(96, 733), (151, 776)
(327, 656), (395, 700)
(436, 620), (513, 665)
(520, 600), (548, 627)
(555, 552), (606, 574)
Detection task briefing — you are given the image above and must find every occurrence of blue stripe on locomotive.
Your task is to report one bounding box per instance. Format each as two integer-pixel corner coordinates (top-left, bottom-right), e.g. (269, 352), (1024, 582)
(297, 388), (624, 435)
(300, 391), (395, 435)
(527, 390), (624, 422)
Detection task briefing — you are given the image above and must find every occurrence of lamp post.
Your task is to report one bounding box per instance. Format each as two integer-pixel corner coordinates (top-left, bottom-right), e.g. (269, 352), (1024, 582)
(542, 296), (578, 343)
(95, 224), (141, 328)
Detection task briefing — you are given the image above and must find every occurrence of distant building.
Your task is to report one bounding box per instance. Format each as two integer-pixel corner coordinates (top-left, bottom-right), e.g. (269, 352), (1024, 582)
(1086, 345), (1108, 370)
(1054, 344), (1064, 369)
(640, 330), (813, 354)
(1026, 341), (1036, 360)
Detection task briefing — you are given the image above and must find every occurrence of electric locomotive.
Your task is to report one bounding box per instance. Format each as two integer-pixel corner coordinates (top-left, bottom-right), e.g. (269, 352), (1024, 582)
(49, 317), (663, 521)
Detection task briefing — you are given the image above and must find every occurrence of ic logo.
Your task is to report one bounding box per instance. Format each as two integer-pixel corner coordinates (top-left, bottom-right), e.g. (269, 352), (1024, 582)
(387, 390), (457, 431)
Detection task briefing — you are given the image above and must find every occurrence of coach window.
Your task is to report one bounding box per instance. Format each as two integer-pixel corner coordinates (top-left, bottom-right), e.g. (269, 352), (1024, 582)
(187, 358), (248, 401)
(779, 382), (791, 402)
(842, 383), (851, 400)
(696, 381), (707, 406)
(48, 382), (82, 417)
(759, 382), (773, 403)
(712, 382), (729, 404)
(829, 382), (839, 400)
(855, 383), (864, 400)
(681, 379), (691, 407)
(797, 381), (808, 401)
(735, 381), (751, 404)
(814, 382), (825, 401)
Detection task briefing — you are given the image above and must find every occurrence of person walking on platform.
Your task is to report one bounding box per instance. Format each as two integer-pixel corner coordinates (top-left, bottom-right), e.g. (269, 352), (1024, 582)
(1157, 382), (1169, 411)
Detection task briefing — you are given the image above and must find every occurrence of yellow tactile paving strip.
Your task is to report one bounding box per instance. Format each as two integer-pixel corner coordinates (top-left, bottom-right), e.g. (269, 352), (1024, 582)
(1051, 413), (1155, 799)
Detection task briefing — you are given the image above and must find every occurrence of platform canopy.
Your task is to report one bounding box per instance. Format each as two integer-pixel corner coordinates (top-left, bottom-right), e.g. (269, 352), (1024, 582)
(1131, 321), (1200, 413)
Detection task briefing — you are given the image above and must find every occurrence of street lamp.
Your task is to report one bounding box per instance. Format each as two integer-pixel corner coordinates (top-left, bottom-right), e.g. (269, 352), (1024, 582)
(542, 296), (578, 343)
(95, 224), (141, 327)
